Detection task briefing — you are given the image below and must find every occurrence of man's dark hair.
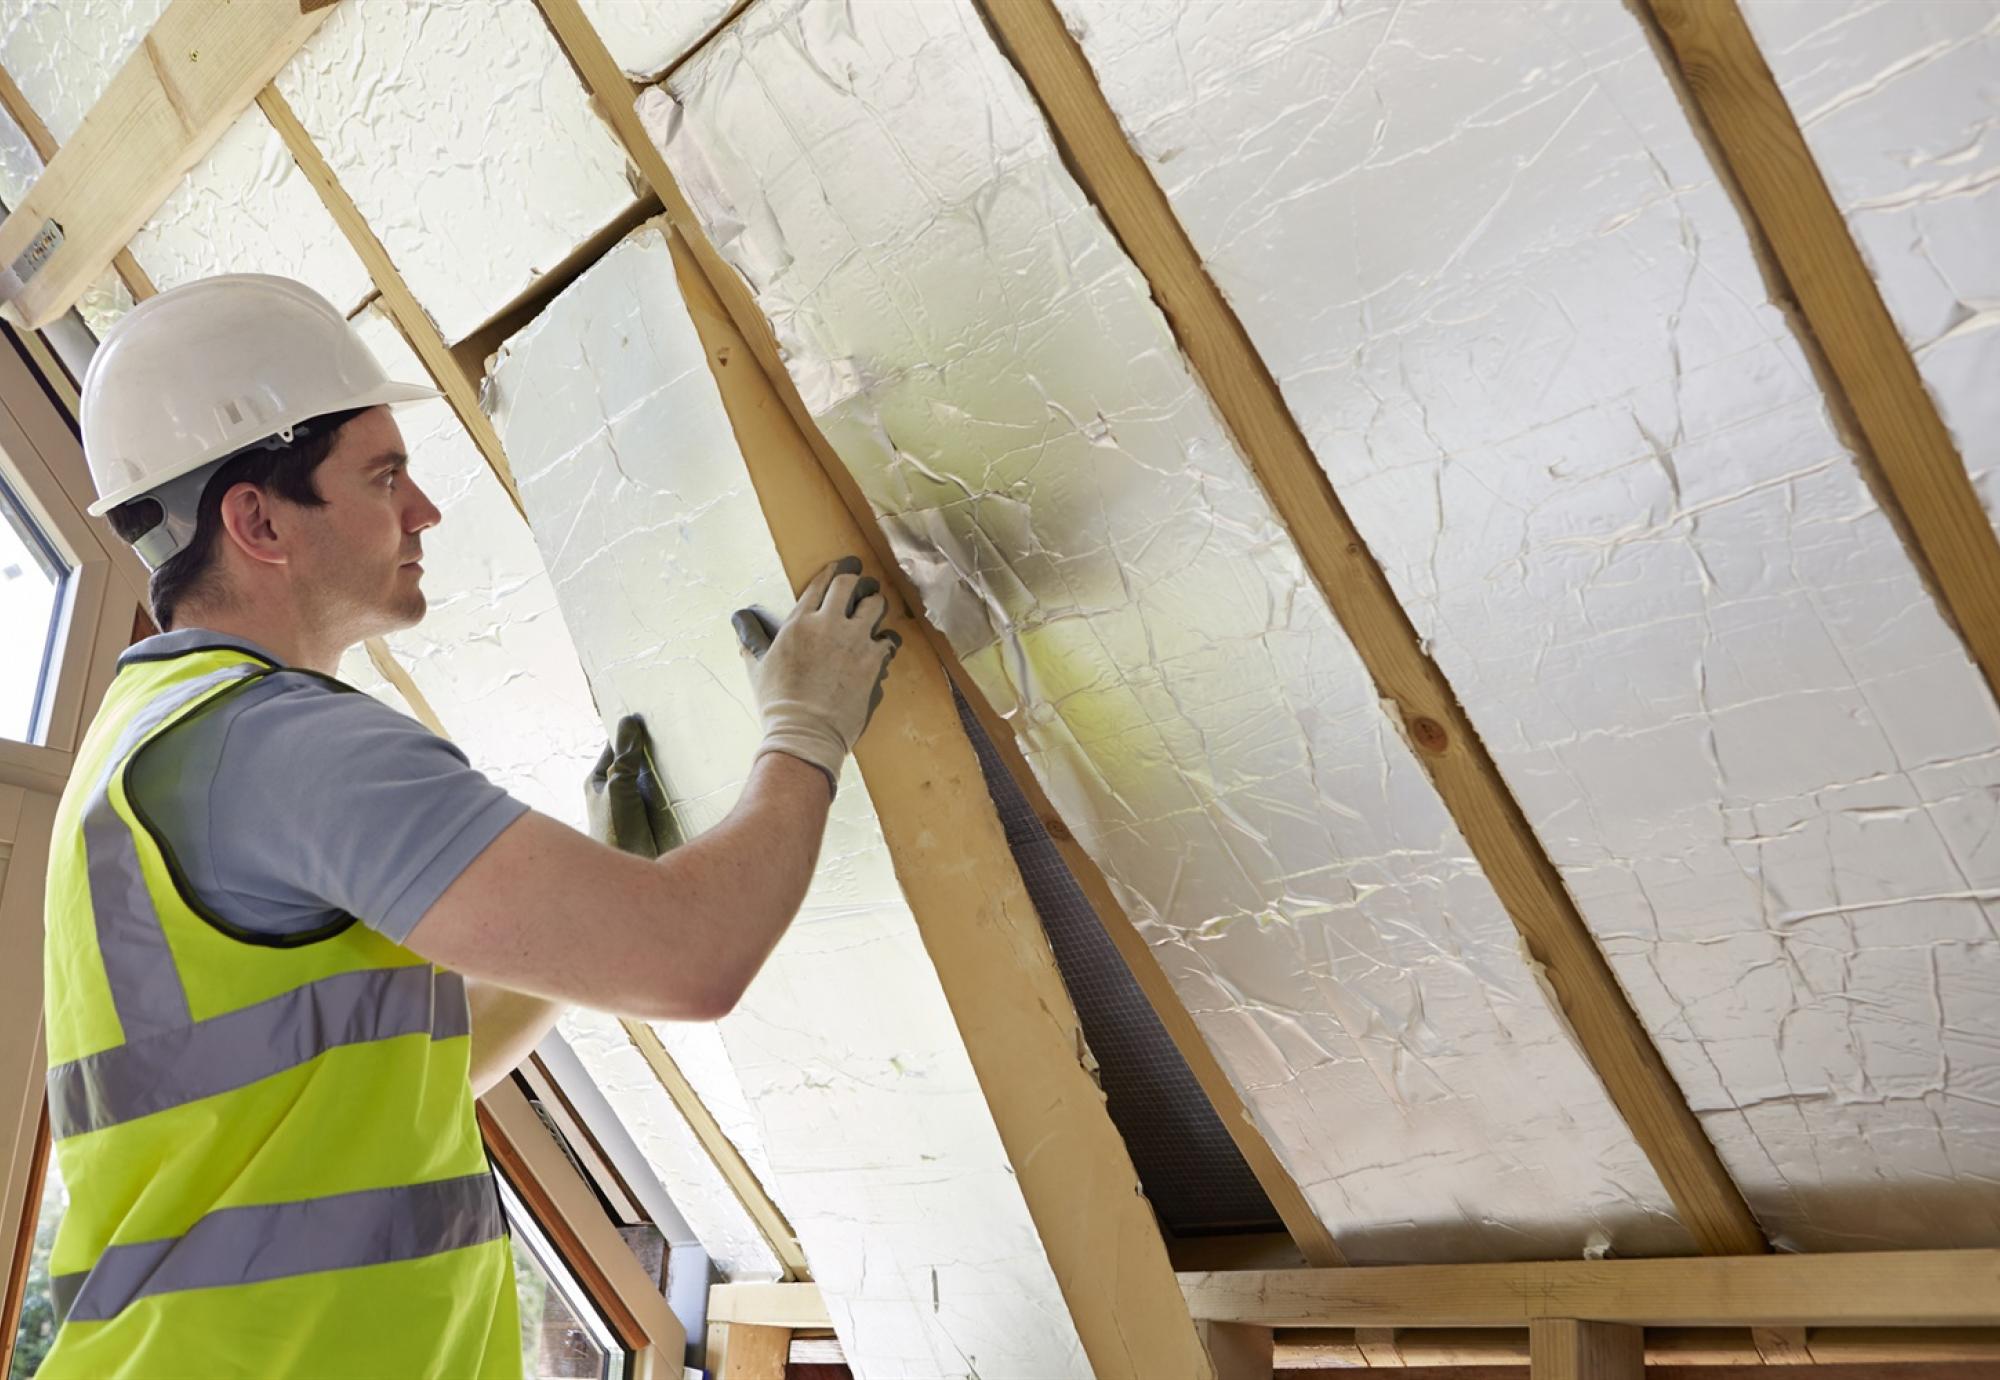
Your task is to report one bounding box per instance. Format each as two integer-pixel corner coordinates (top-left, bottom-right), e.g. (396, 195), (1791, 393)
(106, 409), (365, 631)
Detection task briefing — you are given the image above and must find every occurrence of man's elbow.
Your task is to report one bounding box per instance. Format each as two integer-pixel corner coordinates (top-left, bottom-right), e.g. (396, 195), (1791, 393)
(628, 968), (746, 1023)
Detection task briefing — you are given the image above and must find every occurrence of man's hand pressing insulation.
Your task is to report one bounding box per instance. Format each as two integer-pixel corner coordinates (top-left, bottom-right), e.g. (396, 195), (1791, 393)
(733, 555), (902, 795)
(586, 713), (681, 859)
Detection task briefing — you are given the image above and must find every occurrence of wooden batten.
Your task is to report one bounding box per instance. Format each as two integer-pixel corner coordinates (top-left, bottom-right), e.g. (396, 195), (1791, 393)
(972, 0), (1765, 1259)
(1642, 0), (2000, 707)
(1181, 1250), (2000, 1328)
(0, 0), (331, 328)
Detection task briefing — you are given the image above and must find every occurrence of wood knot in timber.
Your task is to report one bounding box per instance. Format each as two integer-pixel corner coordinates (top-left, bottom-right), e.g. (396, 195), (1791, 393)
(1409, 715), (1449, 755)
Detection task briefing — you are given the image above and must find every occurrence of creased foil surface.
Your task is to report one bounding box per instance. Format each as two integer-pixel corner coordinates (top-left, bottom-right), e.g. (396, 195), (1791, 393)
(274, 0), (640, 343)
(0, 0), (168, 146)
(1058, 0), (2000, 1249)
(657, 0), (1694, 1263)
(577, 0), (739, 80)
(1744, 1), (2000, 540)
(349, 306), (605, 828)
(487, 227), (1090, 1379)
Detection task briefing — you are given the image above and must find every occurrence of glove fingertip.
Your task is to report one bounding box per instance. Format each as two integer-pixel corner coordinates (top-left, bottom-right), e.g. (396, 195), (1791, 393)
(732, 607), (775, 657)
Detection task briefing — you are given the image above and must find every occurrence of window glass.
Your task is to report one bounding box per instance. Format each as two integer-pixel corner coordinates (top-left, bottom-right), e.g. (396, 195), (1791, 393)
(0, 471), (67, 742)
(498, 1174), (628, 1380)
(8, 1143), (66, 1379)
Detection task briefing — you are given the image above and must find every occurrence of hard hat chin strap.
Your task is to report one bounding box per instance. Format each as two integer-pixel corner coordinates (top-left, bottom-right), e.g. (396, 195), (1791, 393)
(128, 422), (320, 570)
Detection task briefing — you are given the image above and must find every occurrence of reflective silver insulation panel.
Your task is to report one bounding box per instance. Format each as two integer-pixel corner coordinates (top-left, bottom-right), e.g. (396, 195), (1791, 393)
(273, 0), (641, 343)
(487, 226), (1091, 1378)
(1056, 0), (2000, 1249)
(654, 0), (1694, 1263)
(1743, 1), (2000, 537)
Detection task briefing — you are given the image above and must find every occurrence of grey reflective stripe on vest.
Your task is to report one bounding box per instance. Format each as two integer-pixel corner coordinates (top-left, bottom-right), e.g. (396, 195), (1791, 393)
(46, 967), (473, 1139)
(85, 666), (263, 1042)
(51, 1171), (504, 1325)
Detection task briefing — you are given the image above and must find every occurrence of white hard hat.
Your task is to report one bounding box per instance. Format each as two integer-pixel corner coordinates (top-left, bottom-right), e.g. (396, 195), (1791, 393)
(80, 275), (438, 559)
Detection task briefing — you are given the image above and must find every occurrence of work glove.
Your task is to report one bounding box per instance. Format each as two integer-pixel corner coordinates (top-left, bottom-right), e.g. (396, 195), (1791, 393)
(732, 555), (901, 797)
(585, 713), (681, 859)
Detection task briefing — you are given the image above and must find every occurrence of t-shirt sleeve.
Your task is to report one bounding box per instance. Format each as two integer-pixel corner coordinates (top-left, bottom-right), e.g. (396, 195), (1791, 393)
(169, 673), (530, 943)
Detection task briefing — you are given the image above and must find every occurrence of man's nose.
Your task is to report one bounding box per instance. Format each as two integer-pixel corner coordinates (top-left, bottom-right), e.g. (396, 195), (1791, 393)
(405, 479), (442, 532)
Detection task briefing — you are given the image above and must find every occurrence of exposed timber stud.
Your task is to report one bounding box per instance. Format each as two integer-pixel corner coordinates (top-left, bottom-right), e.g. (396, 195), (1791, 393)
(971, 0), (1766, 1258)
(0, 0), (333, 328)
(662, 222), (1214, 1379)
(254, 87), (525, 516)
(529, 0), (1343, 1271)
(1530, 1320), (1643, 1380)
(1642, 0), (2000, 707)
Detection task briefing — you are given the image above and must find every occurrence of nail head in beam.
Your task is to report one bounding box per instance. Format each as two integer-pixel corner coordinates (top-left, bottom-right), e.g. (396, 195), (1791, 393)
(253, 86), (525, 517)
(0, 0), (332, 328)
(1182, 1249), (2000, 1329)
(663, 219), (1215, 1380)
(1642, 0), (2000, 707)
(531, 0), (1344, 1272)
(1530, 1321), (1642, 1380)
(972, 0), (1766, 1259)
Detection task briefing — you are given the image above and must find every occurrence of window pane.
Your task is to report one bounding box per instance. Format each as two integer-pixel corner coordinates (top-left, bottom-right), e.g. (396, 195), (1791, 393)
(498, 1176), (626, 1380)
(8, 1142), (67, 1380)
(0, 473), (66, 742)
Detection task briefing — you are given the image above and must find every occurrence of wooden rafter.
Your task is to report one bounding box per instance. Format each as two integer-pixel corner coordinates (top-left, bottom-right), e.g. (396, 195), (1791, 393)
(1531, 1320), (1643, 1380)
(1642, 0), (2000, 705)
(973, 0), (1765, 1258)
(618, 1019), (809, 1281)
(663, 223), (1214, 1379)
(0, 64), (155, 307)
(530, 0), (1343, 1271)
(1181, 1251), (2000, 1328)
(0, 0), (332, 328)
(255, 86), (524, 515)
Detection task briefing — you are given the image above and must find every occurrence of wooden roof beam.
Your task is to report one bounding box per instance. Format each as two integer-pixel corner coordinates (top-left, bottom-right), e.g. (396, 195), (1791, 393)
(1181, 1250), (2000, 1329)
(972, 0), (1766, 1258)
(1643, 0), (2000, 705)
(0, 0), (333, 329)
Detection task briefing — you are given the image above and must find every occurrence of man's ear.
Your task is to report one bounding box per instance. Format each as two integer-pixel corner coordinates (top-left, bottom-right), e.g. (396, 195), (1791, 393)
(216, 482), (289, 569)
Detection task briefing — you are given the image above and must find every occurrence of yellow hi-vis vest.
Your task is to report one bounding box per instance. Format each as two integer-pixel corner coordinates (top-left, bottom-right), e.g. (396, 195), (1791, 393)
(38, 642), (520, 1379)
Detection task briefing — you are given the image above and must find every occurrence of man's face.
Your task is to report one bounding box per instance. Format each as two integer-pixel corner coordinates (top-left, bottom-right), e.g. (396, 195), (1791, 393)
(290, 407), (440, 642)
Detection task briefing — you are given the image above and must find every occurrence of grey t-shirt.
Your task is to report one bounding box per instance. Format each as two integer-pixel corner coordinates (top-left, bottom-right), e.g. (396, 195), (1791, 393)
(122, 630), (529, 943)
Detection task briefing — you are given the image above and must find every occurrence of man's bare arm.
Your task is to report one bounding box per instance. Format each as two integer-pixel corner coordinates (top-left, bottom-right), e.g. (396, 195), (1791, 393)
(466, 980), (566, 1097)
(410, 751), (832, 1020)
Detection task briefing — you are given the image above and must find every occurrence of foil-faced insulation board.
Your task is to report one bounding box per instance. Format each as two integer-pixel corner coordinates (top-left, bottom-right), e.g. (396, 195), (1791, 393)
(350, 304), (604, 829)
(556, 1008), (785, 1281)
(954, 684), (1281, 1235)
(122, 109), (374, 326)
(1056, 0), (2000, 1249)
(273, 0), (641, 343)
(0, 0), (169, 146)
(1742, 0), (2000, 536)
(654, 0), (1692, 1263)
(486, 225), (1091, 1379)
(577, 0), (739, 80)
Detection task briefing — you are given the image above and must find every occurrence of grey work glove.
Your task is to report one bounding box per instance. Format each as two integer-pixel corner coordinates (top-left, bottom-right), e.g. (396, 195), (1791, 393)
(585, 713), (682, 859)
(732, 555), (901, 796)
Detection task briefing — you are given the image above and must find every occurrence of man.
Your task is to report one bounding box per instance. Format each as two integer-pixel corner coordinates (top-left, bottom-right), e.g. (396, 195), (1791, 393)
(38, 274), (897, 1378)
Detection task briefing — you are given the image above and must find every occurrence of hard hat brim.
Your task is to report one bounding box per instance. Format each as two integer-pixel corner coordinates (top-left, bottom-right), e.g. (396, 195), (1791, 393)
(86, 378), (442, 516)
